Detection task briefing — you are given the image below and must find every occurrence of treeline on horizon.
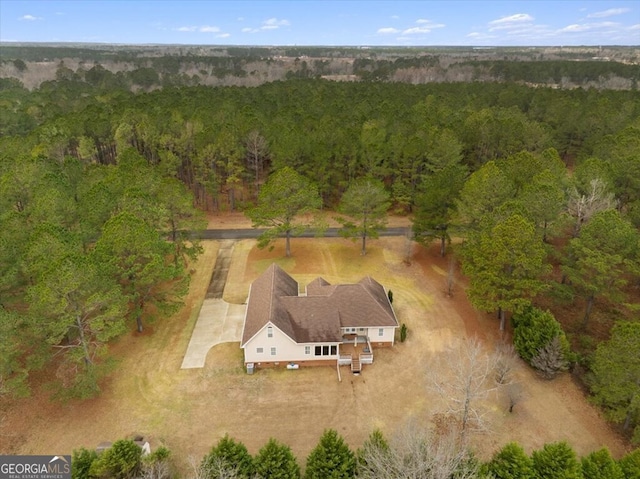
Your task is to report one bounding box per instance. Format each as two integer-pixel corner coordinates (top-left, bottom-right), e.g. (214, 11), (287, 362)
(1, 43), (638, 92)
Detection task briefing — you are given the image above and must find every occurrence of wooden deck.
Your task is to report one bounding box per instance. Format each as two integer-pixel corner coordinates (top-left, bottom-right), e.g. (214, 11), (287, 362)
(339, 339), (373, 374)
(339, 343), (365, 356)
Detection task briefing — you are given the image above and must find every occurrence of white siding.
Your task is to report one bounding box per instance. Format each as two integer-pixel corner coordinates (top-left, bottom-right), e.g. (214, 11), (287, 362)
(368, 326), (395, 345)
(243, 323), (339, 364)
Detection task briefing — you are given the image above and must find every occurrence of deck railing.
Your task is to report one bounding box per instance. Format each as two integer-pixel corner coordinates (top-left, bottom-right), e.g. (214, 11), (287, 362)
(360, 353), (373, 365)
(338, 354), (352, 366)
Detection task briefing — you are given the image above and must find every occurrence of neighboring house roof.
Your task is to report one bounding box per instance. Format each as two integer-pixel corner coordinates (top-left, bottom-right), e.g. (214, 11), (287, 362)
(241, 263), (398, 346)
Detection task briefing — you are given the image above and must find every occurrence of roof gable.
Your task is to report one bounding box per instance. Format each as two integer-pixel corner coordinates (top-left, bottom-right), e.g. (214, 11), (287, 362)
(241, 264), (298, 345)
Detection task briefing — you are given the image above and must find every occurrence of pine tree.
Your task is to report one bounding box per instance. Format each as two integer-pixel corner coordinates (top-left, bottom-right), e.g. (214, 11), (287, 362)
(254, 438), (300, 479)
(618, 448), (640, 479)
(581, 448), (624, 479)
(591, 322), (640, 438)
(304, 429), (356, 479)
(531, 441), (582, 479)
(201, 435), (254, 479)
(486, 442), (534, 479)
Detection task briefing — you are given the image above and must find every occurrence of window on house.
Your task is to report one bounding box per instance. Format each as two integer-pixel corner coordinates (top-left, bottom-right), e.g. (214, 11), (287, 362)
(305, 346), (310, 355)
(358, 328), (366, 333)
(267, 326), (273, 338)
(378, 328), (384, 337)
(270, 347), (276, 356)
(256, 347), (263, 353)
(313, 345), (336, 356)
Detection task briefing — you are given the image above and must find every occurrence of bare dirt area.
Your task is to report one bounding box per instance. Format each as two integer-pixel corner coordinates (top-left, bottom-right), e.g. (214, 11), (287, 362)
(0, 235), (628, 471)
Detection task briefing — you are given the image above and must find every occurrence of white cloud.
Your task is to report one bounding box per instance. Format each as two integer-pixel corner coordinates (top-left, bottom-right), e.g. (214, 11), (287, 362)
(19, 14), (42, 21)
(466, 31), (498, 42)
(199, 25), (220, 33)
(489, 13), (534, 26)
(391, 15), (400, 20)
(263, 18), (289, 28)
(414, 19), (445, 28)
(402, 23), (445, 35)
(587, 8), (630, 18)
(176, 25), (226, 34)
(402, 26), (432, 34)
(217, 33), (231, 38)
(468, 9), (635, 44)
(488, 13), (536, 32)
(377, 27), (400, 34)
(242, 17), (290, 33)
(558, 21), (619, 33)
(559, 23), (588, 33)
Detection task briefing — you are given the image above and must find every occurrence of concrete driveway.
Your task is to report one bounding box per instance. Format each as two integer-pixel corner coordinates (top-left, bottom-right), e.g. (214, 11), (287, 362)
(181, 239), (246, 369)
(180, 299), (246, 369)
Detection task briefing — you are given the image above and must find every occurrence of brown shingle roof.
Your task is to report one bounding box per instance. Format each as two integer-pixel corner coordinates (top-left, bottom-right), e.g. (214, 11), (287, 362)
(241, 263), (398, 346)
(241, 263), (299, 345)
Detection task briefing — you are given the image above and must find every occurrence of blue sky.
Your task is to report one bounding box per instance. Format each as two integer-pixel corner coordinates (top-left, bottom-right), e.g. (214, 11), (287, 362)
(1, 1), (638, 46)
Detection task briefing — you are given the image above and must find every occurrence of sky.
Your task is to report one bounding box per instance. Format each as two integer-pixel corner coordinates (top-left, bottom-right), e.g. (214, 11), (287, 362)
(1, 0), (639, 46)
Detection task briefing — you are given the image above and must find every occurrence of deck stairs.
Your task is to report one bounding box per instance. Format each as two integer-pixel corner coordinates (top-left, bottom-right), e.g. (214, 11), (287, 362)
(351, 356), (361, 373)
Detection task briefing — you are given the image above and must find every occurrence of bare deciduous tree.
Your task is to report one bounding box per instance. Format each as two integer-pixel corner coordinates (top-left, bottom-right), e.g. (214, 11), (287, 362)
(357, 420), (478, 479)
(445, 256), (456, 297)
(245, 130), (269, 198)
(139, 460), (172, 479)
(567, 178), (616, 237)
(428, 338), (498, 441)
(494, 342), (518, 385)
(504, 382), (525, 413)
(403, 227), (414, 265)
(186, 455), (240, 479)
(492, 342), (526, 413)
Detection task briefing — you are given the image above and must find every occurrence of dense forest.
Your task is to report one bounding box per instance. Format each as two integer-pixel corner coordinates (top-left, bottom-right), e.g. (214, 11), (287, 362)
(1, 45), (640, 454)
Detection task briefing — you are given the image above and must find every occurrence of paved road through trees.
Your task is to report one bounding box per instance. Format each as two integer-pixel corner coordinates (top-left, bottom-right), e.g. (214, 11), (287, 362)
(198, 226), (410, 240)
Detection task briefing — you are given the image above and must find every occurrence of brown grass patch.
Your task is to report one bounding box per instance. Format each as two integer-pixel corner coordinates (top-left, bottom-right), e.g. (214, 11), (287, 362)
(0, 236), (629, 471)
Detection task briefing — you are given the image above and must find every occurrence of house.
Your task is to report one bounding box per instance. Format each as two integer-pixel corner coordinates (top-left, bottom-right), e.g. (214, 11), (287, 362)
(240, 263), (399, 373)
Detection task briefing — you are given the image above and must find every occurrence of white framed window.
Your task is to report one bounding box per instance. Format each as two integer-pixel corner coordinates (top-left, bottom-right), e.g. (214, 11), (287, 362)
(378, 328), (384, 337)
(270, 347), (276, 356)
(313, 345), (337, 356)
(267, 326), (273, 338)
(305, 346), (310, 355)
(358, 328), (366, 333)
(256, 347), (263, 353)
